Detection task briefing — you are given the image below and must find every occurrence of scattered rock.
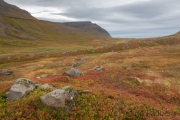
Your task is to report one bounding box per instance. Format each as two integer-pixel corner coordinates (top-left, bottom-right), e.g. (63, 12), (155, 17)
(28, 54), (34, 57)
(72, 61), (79, 67)
(121, 43), (130, 49)
(94, 66), (105, 71)
(130, 77), (142, 83)
(6, 78), (36, 101)
(78, 58), (87, 63)
(40, 86), (78, 110)
(72, 58), (87, 67)
(36, 74), (48, 79)
(0, 69), (13, 75)
(66, 68), (82, 77)
(40, 84), (54, 90)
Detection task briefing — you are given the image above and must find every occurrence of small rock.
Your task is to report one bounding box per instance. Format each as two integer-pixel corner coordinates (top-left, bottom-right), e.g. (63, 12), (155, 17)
(94, 66), (105, 71)
(78, 58), (87, 63)
(66, 68), (82, 77)
(6, 78), (36, 101)
(36, 74), (48, 79)
(0, 69), (13, 75)
(40, 84), (54, 90)
(40, 86), (78, 110)
(72, 61), (79, 67)
(72, 58), (87, 67)
(130, 77), (142, 83)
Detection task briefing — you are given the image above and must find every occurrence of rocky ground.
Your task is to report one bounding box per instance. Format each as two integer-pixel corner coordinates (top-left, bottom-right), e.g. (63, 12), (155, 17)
(0, 38), (180, 119)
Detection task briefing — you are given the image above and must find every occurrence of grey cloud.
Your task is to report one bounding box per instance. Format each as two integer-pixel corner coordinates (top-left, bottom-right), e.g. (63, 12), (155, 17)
(30, 10), (54, 14)
(112, 0), (180, 19)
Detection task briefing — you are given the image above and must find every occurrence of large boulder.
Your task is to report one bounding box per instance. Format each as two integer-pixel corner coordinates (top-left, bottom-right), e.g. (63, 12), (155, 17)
(66, 68), (82, 77)
(6, 78), (36, 101)
(40, 86), (78, 110)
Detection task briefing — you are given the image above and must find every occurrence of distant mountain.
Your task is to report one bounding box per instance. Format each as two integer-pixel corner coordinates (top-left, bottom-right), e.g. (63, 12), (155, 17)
(0, 0), (111, 40)
(63, 21), (111, 37)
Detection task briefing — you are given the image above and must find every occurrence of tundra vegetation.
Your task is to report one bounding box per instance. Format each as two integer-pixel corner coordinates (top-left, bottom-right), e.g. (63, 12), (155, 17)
(0, 36), (180, 119)
(1, 0), (180, 119)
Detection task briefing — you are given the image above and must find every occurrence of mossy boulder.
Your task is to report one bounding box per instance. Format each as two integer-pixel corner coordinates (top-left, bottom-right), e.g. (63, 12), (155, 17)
(6, 78), (36, 101)
(40, 86), (78, 110)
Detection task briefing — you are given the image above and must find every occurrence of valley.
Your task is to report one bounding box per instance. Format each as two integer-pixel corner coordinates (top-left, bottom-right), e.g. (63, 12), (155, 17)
(0, 0), (180, 119)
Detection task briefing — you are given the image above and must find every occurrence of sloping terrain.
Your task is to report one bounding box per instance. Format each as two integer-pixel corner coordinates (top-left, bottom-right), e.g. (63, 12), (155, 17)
(0, 0), (83, 40)
(63, 21), (111, 37)
(0, 0), (180, 119)
(0, 0), (113, 56)
(0, 0), (111, 40)
(0, 0), (33, 18)
(0, 35), (180, 119)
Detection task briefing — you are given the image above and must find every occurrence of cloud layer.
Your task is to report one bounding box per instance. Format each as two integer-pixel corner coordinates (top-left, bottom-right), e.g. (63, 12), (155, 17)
(4, 0), (180, 38)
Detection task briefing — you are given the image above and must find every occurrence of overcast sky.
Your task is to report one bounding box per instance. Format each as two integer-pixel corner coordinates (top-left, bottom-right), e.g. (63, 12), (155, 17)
(4, 0), (180, 38)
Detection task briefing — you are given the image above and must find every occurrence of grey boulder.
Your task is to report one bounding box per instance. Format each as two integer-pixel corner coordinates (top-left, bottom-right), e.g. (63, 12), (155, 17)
(6, 78), (36, 101)
(40, 86), (78, 110)
(66, 68), (82, 77)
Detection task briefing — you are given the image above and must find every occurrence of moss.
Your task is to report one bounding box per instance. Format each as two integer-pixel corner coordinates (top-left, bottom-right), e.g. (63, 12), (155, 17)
(131, 62), (150, 68)
(65, 76), (71, 81)
(62, 86), (74, 92)
(65, 99), (73, 106)
(15, 78), (30, 87)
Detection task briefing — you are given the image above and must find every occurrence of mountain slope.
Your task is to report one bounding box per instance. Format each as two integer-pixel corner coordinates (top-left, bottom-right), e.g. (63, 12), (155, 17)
(63, 21), (111, 37)
(0, 0), (111, 41)
(0, 0), (33, 19)
(173, 31), (180, 37)
(0, 0), (117, 56)
(0, 0), (84, 40)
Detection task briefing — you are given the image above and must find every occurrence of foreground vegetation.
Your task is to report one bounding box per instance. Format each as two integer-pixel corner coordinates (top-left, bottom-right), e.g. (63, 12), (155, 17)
(0, 37), (180, 119)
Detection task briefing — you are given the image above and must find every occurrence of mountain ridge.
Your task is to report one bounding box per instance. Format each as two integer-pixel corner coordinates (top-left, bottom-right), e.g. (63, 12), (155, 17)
(62, 21), (111, 37)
